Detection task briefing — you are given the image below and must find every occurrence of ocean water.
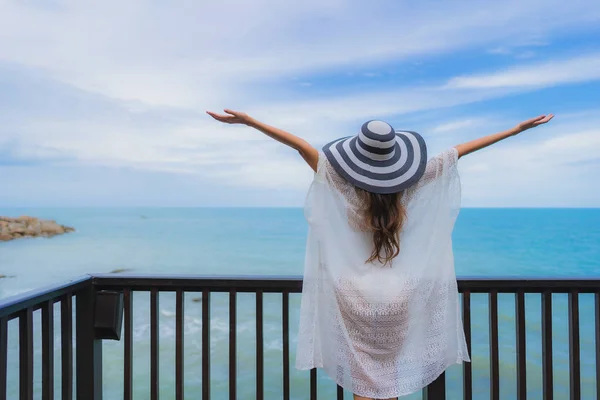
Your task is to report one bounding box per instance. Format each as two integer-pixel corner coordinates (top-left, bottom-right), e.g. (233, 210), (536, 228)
(0, 208), (599, 399)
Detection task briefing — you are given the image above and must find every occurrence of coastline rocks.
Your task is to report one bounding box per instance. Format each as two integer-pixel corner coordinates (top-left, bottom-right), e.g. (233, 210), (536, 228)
(0, 216), (75, 242)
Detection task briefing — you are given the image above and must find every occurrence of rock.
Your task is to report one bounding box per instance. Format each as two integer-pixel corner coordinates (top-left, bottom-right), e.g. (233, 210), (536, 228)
(40, 220), (65, 236)
(0, 216), (74, 242)
(25, 223), (41, 236)
(8, 222), (26, 234)
(16, 216), (37, 223)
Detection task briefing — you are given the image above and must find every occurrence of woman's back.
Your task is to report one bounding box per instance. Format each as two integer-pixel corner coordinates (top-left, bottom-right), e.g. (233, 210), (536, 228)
(296, 148), (469, 399)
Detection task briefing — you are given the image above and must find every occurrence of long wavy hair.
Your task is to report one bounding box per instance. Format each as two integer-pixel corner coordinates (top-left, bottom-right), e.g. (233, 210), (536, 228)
(358, 189), (406, 266)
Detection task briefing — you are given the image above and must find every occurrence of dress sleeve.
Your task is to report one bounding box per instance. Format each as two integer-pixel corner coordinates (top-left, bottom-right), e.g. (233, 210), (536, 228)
(404, 147), (459, 202)
(317, 151), (327, 173)
(313, 151), (328, 183)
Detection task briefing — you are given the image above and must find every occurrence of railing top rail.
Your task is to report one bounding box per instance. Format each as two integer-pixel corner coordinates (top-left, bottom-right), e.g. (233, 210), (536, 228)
(91, 274), (600, 293)
(2, 274), (599, 319)
(458, 276), (600, 292)
(92, 274), (304, 292)
(0, 275), (92, 319)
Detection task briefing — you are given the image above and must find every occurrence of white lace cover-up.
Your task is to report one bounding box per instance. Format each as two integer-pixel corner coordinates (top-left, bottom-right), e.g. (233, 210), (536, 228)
(296, 148), (470, 399)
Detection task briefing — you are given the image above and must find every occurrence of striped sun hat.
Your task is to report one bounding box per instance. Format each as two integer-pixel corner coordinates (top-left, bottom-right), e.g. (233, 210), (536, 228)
(323, 120), (427, 194)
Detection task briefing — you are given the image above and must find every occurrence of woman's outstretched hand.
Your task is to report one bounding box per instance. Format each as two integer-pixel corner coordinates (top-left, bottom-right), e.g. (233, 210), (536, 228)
(514, 114), (554, 133)
(206, 109), (253, 125)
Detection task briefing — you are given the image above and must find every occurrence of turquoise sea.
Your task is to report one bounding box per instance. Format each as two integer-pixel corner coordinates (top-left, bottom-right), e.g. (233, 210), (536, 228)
(1, 208), (599, 399)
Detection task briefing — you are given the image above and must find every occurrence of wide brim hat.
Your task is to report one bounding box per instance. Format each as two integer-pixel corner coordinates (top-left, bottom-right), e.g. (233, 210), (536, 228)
(323, 120), (427, 194)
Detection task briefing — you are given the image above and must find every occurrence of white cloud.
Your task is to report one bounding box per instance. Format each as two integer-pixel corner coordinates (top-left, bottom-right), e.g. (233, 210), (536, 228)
(487, 47), (513, 55)
(486, 37), (549, 58)
(1, 0), (599, 108)
(447, 53), (600, 89)
(1, 0), (600, 206)
(0, 63), (523, 173)
(1, 64), (598, 202)
(431, 119), (479, 134)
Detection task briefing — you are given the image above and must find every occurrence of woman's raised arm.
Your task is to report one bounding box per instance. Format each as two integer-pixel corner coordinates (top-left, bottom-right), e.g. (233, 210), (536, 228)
(207, 109), (319, 172)
(455, 114), (554, 158)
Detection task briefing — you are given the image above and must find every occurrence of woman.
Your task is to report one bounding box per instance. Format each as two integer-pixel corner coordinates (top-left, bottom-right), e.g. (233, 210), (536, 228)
(208, 109), (553, 400)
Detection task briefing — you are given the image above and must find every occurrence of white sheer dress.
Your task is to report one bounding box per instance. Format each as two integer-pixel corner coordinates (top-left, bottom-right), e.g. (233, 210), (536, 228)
(296, 147), (470, 399)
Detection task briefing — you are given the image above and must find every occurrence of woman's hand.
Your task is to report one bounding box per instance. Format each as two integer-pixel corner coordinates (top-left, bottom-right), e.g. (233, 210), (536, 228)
(514, 114), (554, 134)
(206, 109), (253, 125)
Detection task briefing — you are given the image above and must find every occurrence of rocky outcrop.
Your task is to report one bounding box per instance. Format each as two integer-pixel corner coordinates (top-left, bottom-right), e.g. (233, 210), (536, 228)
(0, 216), (75, 242)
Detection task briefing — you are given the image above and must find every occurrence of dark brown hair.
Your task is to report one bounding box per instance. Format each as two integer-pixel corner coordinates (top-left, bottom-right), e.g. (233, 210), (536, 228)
(359, 189), (406, 266)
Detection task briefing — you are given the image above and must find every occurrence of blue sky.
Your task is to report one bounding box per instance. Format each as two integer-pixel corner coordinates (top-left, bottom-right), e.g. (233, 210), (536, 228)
(0, 0), (599, 207)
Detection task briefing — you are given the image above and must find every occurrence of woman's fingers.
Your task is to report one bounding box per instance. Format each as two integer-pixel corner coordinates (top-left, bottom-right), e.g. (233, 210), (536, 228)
(207, 109), (249, 126)
(206, 111), (233, 122)
(519, 114), (554, 130)
(525, 115), (546, 125)
(207, 113), (223, 121)
(543, 114), (554, 122)
(533, 114), (554, 126)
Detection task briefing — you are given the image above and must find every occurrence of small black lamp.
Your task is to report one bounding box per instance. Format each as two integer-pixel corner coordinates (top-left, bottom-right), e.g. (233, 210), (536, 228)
(94, 290), (124, 340)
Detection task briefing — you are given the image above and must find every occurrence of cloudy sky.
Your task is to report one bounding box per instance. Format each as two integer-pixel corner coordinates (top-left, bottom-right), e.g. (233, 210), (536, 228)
(1, 0), (599, 207)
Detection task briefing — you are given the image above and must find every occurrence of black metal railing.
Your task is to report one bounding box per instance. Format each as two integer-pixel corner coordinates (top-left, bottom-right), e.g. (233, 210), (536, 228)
(0, 275), (96, 400)
(1, 275), (599, 400)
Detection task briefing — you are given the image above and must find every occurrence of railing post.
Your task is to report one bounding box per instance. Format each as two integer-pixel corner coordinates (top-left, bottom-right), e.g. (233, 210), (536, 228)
(19, 308), (33, 400)
(76, 285), (103, 400)
(423, 371), (446, 400)
(0, 317), (7, 400)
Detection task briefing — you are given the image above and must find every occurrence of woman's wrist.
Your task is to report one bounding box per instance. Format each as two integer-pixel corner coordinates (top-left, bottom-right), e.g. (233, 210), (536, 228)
(244, 116), (258, 127)
(509, 126), (523, 136)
